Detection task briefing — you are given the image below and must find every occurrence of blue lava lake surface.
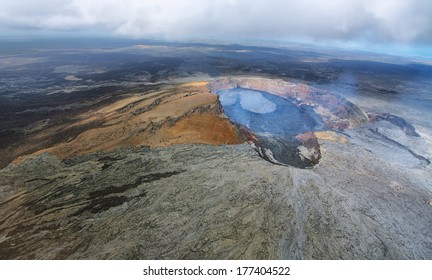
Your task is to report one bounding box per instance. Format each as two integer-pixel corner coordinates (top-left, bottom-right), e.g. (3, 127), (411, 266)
(217, 88), (325, 137)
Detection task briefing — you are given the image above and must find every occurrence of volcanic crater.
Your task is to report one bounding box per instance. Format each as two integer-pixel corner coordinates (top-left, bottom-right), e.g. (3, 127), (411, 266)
(210, 77), (370, 168)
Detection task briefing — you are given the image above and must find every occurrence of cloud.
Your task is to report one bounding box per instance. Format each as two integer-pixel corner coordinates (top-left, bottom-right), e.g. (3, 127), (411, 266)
(0, 0), (431, 45)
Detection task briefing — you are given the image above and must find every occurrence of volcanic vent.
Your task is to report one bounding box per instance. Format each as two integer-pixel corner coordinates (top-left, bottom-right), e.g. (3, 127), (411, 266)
(209, 77), (369, 168)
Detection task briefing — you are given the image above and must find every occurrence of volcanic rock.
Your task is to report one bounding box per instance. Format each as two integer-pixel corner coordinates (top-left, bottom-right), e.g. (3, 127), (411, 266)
(10, 81), (244, 164)
(209, 77), (427, 169)
(209, 77), (367, 167)
(0, 142), (431, 259)
(296, 132), (321, 165)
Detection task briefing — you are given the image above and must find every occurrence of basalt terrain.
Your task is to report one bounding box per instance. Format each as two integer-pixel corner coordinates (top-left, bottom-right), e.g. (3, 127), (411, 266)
(10, 81), (243, 164)
(0, 40), (431, 259)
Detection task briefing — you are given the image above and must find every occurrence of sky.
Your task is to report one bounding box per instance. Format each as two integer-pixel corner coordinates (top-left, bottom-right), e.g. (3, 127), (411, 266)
(0, 0), (431, 55)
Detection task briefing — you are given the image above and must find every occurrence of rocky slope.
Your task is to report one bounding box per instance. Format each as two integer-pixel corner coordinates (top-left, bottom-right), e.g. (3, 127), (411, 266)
(0, 141), (431, 259)
(11, 81), (243, 164)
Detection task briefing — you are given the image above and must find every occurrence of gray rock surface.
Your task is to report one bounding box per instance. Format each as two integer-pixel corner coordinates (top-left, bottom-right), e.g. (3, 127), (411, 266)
(1, 141), (431, 259)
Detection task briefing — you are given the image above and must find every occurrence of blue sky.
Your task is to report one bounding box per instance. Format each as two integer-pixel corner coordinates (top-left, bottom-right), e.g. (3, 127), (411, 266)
(0, 0), (431, 57)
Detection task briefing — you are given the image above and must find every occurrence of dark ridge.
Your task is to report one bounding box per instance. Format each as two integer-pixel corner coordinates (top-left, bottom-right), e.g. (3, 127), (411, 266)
(62, 151), (131, 166)
(372, 113), (420, 137)
(87, 171), (184, 199)
(70, 170), (185, 215)
(81, 195), (129, 214)
(97, 156), (122, 170)
(132, 98), (162, 116)
(369, 129), (430, 165)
